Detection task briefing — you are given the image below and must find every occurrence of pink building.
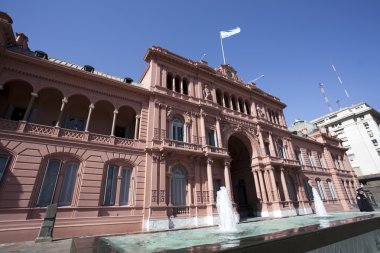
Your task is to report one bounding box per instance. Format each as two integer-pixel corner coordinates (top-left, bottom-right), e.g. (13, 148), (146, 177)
(0, 12), (359, 243)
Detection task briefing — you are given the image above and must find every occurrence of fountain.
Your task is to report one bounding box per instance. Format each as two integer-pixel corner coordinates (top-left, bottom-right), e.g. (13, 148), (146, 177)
(70, 188), (380, 252)
(72, 212), (380, 252)
(312, 187), (328, 216)
(216, 186), (238, 231)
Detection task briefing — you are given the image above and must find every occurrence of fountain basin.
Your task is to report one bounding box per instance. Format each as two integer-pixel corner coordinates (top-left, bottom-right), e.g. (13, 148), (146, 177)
(71, 212), (380, 253)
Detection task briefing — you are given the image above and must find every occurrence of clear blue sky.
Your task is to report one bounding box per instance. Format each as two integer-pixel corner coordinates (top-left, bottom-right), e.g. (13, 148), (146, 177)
(2, 1), (380, 126)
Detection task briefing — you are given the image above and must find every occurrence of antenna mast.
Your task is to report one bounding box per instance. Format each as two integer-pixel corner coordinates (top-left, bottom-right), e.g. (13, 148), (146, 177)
(331, 64), (353, 106)
(319, 82), (333, 113)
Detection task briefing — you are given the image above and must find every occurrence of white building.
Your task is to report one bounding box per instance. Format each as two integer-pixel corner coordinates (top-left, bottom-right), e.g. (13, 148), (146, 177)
(311, 102), (380, 177)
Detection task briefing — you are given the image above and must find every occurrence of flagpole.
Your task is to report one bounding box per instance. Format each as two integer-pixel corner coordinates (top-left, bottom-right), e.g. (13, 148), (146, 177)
(220, 36), (226, 64)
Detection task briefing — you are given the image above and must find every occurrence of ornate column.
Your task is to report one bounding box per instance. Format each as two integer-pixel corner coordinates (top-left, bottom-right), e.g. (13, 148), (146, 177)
(222, 92), (226, 107)
(167, 171), (173, 206)
(134, 115), (140, 139)
(200, 110), (206, 146)
(215, 117), (222, 148)
(154, 103), (160, 138)
(268, 167), (279, 202)
(111, 109), (118, 136)
(252, 169), (262, 202)
(194, 157), (202, 204)
(161, 68), (167, 87)
(268, 132), (276, 157)
(55, 97), (68, 127)
(155, 63), (161, 86)
(257, 127), (266, 156)
(206, 158), (214, 203)
(22, 92), (38, 121)
(280, 168), (290, 201)
(161, 105), (167, 139)
(84, 103), (95, 132)
(159, 154), (166, 206)
(258, 169), (268, 202)
(151, 154), (159, 206)
(263, 170), (272, 202)
(187, 175), (193, 205)
(172, 76), (175, 91)
(180, 79), (184, 94)
(224, 160), (233, 200)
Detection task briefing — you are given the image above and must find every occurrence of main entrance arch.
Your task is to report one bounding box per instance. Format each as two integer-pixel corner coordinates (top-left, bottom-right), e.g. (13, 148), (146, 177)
(228, 134), (258, 218)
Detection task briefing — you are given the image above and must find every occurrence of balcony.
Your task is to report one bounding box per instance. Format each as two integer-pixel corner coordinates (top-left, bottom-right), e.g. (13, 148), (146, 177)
(0, 119), (142, 149)
(202, 145), (229, 157)
(265, 156), (301, 168)
(160, 139), (202, 154)
(301, 165), (330, 173)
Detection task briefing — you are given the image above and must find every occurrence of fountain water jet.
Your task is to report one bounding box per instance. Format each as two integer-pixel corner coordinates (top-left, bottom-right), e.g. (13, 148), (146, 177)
(312, 187), (328, 216)
(216, 187), (238, 231)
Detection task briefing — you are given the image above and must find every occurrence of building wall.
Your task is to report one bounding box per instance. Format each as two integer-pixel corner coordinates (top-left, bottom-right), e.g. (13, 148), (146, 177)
(312, 103), (380, 177)
(0, 15), (360, 243)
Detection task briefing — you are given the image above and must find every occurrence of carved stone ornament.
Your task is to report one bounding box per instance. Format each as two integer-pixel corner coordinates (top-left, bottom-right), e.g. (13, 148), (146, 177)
(234, 124), (242, 132)
(256, 104), (266, 118)
(166, 106), (173, 119)
(203, 85), (212, 100)
(184, 111), (191, 124)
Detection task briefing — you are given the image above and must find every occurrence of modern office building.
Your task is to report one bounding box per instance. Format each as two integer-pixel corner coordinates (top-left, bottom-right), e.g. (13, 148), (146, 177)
(311, 102), (380, 203)
(0, 12), (359, 243)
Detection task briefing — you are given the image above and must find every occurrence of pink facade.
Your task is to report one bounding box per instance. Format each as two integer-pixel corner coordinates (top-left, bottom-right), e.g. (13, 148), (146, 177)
(0, 12), (359, 243)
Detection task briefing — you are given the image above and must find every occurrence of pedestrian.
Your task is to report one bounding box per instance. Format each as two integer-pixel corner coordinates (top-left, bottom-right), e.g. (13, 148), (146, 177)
(356, 187), (374, 212)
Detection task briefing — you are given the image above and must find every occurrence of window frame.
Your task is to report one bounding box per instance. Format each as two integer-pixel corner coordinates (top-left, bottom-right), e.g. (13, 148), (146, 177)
(171, 117), (185, 142)
(0, 154), (11, 186)
(37, 158), (80, 207)
(171, 167), (187, 206)
(103, 163), (134, 206)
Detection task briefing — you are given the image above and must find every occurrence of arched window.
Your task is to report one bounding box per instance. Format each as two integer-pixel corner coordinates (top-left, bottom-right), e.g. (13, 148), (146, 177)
(286, 174), (298, 201)
(37, 159), (79, 207)
(338, 156), (346, 170)
(0, 154), (11, 186)
(277, 140), (286, 159)
(327, 180), (337, 200)
(307, 151), (316, 168)
(295, 148), (304, 165)
(103, 164), (132, 206)
(303, 179), (313, 200)
(318, 153), (327, 169)
(275, 112), (280, 124)
(166, 73), (173, 90)
(316, 179), (325, 200)
(172, 117), (184, 141)
(171, 167), (186, 205)
(182, 78), (189, 95)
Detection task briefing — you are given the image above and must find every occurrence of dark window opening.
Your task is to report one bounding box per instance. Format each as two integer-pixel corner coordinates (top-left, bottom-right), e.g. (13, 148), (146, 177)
(183, 79), (189, 95)
(10, 107), (26, 121)
(175, 76), (181, 93)
(166, 73), (173, 90)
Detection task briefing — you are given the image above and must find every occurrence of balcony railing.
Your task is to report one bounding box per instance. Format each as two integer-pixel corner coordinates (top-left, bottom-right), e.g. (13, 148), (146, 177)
(0, 119), (140, 149)
(266, 156), (301, 167)
(162, 139), (202, 151)
(171, 206), (190, 215)
(301, 165), (329, 173)
(0, 118), (19, 131)
(203, 145), (228, 155)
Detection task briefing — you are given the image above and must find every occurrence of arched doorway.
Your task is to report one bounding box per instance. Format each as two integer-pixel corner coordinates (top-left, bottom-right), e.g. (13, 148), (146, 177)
(228, 134), (257, 218)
